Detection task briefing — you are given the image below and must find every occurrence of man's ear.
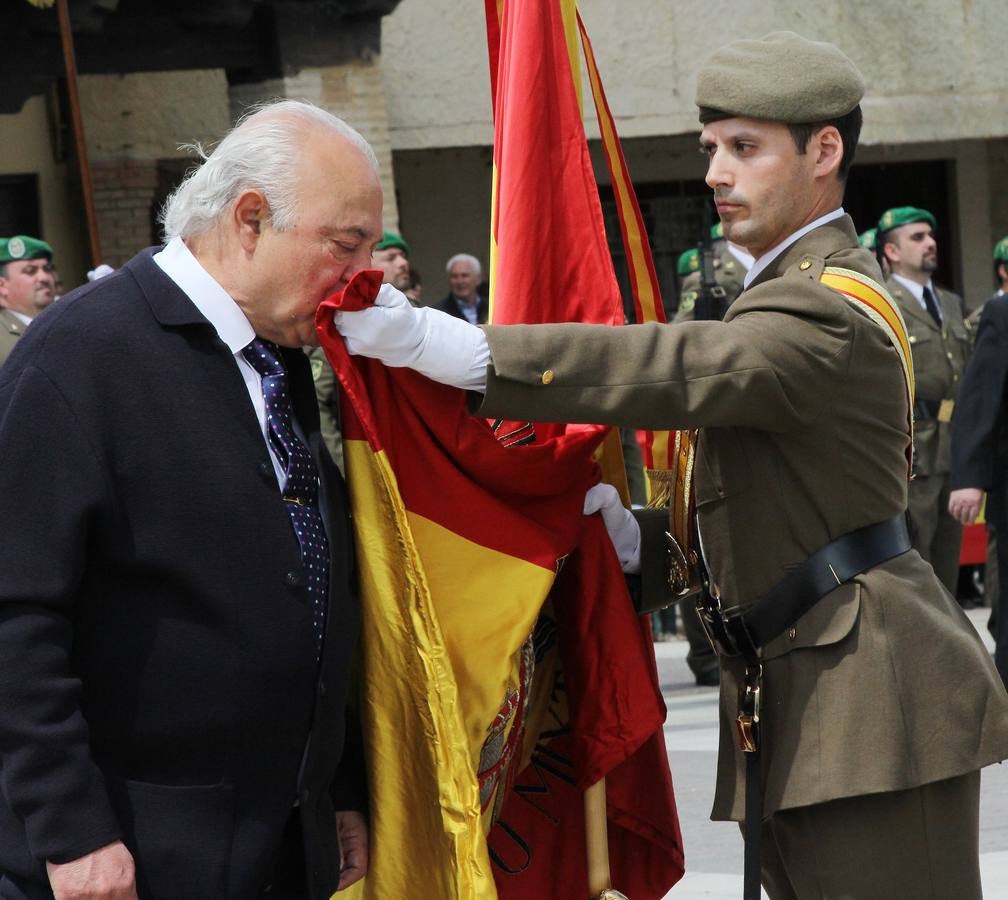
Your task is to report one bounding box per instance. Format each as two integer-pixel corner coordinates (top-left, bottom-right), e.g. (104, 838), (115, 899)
(812, 125), (843, 181)
(233, 190), (269, 254)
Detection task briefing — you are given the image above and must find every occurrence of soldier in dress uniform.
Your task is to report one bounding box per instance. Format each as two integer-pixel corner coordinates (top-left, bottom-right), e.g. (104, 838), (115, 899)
(334, 32), (1008, 899)
(878, 206), (971, 594)
(0, 235), (56, 366)
(673, 222), (751, 323)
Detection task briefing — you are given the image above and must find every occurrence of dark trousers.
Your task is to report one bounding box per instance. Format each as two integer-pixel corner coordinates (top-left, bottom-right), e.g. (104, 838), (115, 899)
(759, 771), (981, 899)
(994, 530), (1008, 689)
(259, 812), (309, 899)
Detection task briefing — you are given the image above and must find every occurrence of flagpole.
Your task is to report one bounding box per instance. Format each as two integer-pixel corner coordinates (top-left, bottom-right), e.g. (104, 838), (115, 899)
(56, 0), (102, 267)
(585, 777), (611, 895)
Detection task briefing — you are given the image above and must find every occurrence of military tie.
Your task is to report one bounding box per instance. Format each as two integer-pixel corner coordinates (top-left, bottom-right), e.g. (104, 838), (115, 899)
(243, 338), (329, 661)
(922, 284), (942, 327)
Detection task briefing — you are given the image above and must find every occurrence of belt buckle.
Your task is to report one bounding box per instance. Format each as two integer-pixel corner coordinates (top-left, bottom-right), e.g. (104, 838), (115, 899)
(696, 589), (740, 658)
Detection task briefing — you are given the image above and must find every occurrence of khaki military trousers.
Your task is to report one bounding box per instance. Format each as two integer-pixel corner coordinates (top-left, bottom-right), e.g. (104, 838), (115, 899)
(759, 770), (981, 900)
(908, 473), (963, 595)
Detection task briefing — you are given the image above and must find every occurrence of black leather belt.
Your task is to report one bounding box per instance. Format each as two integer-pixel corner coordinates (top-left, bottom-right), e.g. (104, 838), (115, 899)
(698, 514), (911, 659)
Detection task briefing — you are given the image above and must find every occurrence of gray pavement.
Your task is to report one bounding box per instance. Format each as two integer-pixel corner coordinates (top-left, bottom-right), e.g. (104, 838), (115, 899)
(656, 606), (1008, 898)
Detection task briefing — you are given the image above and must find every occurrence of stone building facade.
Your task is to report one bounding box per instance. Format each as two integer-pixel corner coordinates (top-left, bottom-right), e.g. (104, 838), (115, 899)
(1, 0), (1006, 308)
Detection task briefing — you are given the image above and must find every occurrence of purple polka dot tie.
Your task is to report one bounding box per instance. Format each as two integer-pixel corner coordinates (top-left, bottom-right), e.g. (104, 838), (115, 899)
(243, 338), (328, 661)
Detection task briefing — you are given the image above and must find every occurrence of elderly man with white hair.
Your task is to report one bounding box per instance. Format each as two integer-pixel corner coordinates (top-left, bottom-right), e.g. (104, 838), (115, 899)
(436, 252), (488, 324)
(0, 100), (381, 900)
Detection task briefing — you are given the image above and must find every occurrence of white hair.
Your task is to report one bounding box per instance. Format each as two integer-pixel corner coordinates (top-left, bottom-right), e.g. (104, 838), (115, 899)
(159, 99), (379, 241)
(445, 253), (482, 277)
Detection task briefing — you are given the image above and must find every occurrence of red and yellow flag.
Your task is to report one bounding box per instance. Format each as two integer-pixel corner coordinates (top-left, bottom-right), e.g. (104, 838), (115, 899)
(319, 271), (612, 898)
(484, 1), (683, 897)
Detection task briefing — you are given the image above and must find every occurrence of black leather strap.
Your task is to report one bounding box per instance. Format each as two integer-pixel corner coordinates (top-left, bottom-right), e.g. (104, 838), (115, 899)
(913, 398), (942, 421)
(733, 514), (911, 648)
(743, 750), (762, 900)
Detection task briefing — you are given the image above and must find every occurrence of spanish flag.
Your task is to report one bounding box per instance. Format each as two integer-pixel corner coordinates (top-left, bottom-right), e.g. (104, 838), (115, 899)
(318, 271), (615, 898)
(483, 0), (683, 896)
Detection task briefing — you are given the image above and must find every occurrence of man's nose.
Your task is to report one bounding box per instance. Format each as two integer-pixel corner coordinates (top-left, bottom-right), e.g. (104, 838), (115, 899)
(704, 149), (731, 190)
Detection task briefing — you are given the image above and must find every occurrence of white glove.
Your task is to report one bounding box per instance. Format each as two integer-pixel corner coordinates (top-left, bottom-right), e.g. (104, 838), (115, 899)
(334, 284), (489, 391)
(584, 483), (641, 574)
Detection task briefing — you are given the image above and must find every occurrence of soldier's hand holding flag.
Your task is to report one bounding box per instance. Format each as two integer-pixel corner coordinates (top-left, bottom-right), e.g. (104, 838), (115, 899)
(335, 283), (489, 390)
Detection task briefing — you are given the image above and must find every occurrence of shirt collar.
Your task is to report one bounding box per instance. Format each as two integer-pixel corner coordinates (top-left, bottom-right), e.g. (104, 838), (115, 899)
(153, 237), (255, 353)
(890, 272), (936, 306)
(726, 242), (754, 271)
(8, 310), (32, 327)
(743, 208), (846, 289)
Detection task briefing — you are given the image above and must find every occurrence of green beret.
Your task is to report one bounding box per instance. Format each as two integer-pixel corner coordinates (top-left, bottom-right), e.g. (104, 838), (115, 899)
(0, 235), (53, 265)
(678, 248), (700, 277)
(696, 32), (865, 124)
(993, 236), (1008, 263)
(710, 221), (724, 240)
(877, 207), (936, 235)
(375, 231), (410, 256)
(857, 228), (877, 251)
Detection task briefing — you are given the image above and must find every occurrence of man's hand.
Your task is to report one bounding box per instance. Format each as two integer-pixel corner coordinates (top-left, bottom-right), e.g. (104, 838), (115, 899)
(334, 285), (489, 391)
(335, 809), (369, 891)
(949, 487), (984, 525)
(584, 483), (641, 573)
(46, 841), (138, 900)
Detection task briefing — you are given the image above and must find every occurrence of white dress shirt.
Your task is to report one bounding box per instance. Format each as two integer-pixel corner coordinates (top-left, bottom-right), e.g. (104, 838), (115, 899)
(153, 237), (288, 488)
(726, 243), (755, 272)
(9, 310), (32, 327)
(743, 208), (846, 289)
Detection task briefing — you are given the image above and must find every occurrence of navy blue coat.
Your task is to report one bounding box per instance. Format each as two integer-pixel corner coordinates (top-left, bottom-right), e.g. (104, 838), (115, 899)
(0, 249), (363, 900)
(951, 294), (1008, 530)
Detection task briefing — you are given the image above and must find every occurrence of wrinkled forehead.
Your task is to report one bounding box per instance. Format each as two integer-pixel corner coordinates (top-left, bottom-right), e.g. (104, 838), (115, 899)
(893, 222), (934, 242)
(4, 257), (50, 274)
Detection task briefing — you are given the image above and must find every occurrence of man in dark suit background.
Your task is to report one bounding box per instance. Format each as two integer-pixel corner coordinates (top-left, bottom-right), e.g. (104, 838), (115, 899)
(435, 253), (488, 324)
(0, 100), (383, 900)
(949, 238), (1008, 689)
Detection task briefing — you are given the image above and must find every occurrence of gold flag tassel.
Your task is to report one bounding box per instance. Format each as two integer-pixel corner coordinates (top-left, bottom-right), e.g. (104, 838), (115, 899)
(644, 467), (676, 510)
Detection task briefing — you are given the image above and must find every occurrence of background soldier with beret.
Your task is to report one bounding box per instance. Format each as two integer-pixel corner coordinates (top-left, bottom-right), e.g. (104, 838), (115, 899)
(334, 30), (1008, 899)
(0, 235), (56, 366)
(879, 206), (971, 594)
(674, 222), (751, 323)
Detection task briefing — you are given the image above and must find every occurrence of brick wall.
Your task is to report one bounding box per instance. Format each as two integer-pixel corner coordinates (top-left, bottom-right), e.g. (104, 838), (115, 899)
(90, 159), (160, 266)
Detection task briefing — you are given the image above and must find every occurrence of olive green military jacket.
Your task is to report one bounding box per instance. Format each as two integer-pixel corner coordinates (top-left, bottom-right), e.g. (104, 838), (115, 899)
(674, 246), (747, 323)
(305, 346), (344, 473)
(477, 216), (1008, 820)
(886, 276), (970, 477)
(0, 308), (26, 367)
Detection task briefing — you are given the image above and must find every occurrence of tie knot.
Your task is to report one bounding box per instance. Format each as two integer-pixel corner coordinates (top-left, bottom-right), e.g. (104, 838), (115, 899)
(243, 338), (285, 378)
